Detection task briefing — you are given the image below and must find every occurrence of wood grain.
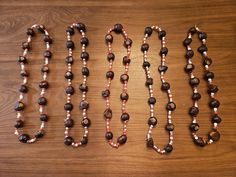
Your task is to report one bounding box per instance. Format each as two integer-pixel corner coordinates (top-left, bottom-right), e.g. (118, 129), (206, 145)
(0, 0), (235, 176)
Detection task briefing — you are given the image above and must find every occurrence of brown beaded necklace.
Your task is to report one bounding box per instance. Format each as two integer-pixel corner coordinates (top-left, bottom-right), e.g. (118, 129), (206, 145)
(14, 24), (52, 143)
(102, 24), (132, 148)
(183, 26), (221, 146)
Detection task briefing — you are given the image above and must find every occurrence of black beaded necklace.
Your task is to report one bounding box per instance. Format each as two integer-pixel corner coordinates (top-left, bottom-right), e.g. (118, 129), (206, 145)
(63, 23), (91, 147)
(14, 24), (52, 143)
(102, 24), (132, 148)
(183, 26), (221, 146)
(141, 26), (176, 154)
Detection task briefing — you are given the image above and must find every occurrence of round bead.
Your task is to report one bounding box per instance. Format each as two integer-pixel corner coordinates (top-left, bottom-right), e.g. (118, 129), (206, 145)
(66, 26), (74, 35)
(64, 136), (73, 146)
(141, 43), (149, 52)
(64, 103), (73, 111)
(144, 27), (152, 36)
(65, 56), (73, 64)
(38, 97), (47, 105)
(121, 113), (130, 122)
(192, 93), (201, 100)
(22, 42), (30, 50)
(203, 57), (212, 66)
(80, 100), (89, 110)
(105, 132), (113, 140)
(194, 137), (206, 147)
(148, 117), (157, 126)
(66, 41), (74, 49)
(44, 50), (52, 58)
(123, 56), (131, 65)
(117, 135), (127, 144)
(39, 80), (49, 89)
(43, 35), (53, 44)
(185, 64), (195, 73)
(80, 37), (89, 46)
(79, 84), (88, 92)
(40, 114), (48, 121)
(81, 118), (91, 127)
(161, 82), (170, 90)
(160, 47), (168, 56)
(158, 30), (166, 39)
(166, 102), (176, 111)
(82, 67), (89, 76)
(106, 71), (114, 79)
(65, 86), (74, 95)
(164, 144), (173, 153)
(124, 38), (132, 48)
(102, 89), (110, 98)
(146, 78), (153, 86)
(183, 38), (192, 46)
(120, 74), (129, 83)
(19, 85), (28, 93)
(114, 24), (123, 33)
(189, 106), (199, 116)
(64, 118), (74, 128)
(81, 136), (88, 145)
(18, 56), (27, 64)
(26, 28), (35, 36)
(188, 27), (197, 34)
(143, 61), (150, 68)
(148, 97), (156, 105)
(15, 120), (24, 128)
(198, 32), (207, 40)
(209, 98), (220, 108)
(185, 50), (194, 58)
(37, 25), (46, 34)
(208, 131), (220, 141)
(19, 134), (30, 143)
(81, 52), (89, 61)
(189, 77), (200, 87)
(158, 65), (168, 73)
(208, 84), (218, 93)
(41, 65), (49, 73)
(107, 53), (115, 61)
(165, 123), (174, 131)
(76, 23), (86, 32)
(204, 71), (214, 80)
(105, 34), (113, 43)
(120, 92), (129, 101)
(146, 138), (154, 148)
(14, 101), (24, 111)
(211, 115), (222, 124)
(198, 45), (208, 54)
(65, 71), (73, 80)
(104, 108), (112, 119)
(35, 131), (44, 138)
(189, 123), (200, 131)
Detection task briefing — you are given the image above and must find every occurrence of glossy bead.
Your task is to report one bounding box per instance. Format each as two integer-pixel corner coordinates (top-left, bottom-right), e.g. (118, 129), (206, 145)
(148, 97), (156, 105)
(124, 38), (132, 48)
(198, 32), (207, 40)
(15, 120), (24, 128)
(211, 115), (222, 124)
(41, 65), (49, 73)
(38, 97), (47, 105)
(19, 134), (30, 143)
(189, 123), (200, 131)
(146, 78), (153, 86)
(64, 103), (73, 111)
(44, 50), (52, 58)
(146, 138), (154, 148)
(82, 67), (89, 76)
(64, 136), (73, 146)
(106, 71), (114, 79)
(208, 84), (218, 93)
(185, 50), (194, 58)
(198, 45), (208, 54)
(117, 135), (127, 144)
(81, 118), (91, 127)
(144, 27), (153, 36)
(81, 52), (89, 61)
(80, 100), (89, 110)
(105, 34), (113, 43)
(105, 132), (113, 140)
(165, 123), (174, 131)
(66, 41), (74, 49)
(164, 144), (173, 153)
(208, 131), (220, 141)
(43, 35), (52, 44)
(35, 131), (44, 138)
(64, 118), (74, 128)
(114, 24), (123, 33)
(121, 113), (130, 122)
(76, 23), (86, 32)
(148, 117), (157, 126)
(80, 37), (89, 46)
(192, 93), (201, 100)
(26, 28), (35, 36)
(158, 65), (168, 73)
(123, 56), (131, 65)
(14, 101), (24, 111)
(120, 74), (129, 83)
(65, 86), (74, 95)
(204, 71), (214, 80)
(18, 56), (27, 64)
(79, 84), (88, 92)
(161, 82), (170, 90)
(209, 98), (220, 108)
(166, 102), (176, 111)
(203, 57), (212, 66)
(120, 92), (129, 101)
(189, 106), (199, 116)
(188, 27), (197, 34)
(185, 64), (195, 73)
(158, 30), (166, 39)
(194, 137), (206, 147)
(160, 47), (168, 56)
(22, 42), (30, 50)
(104, 108), (112, 119)
(143, 61), (150, 68)
(65, 56), (73, 64)
(141, 43), (149, 52)
(189, 77), (200, 86)
(66, 26), (74, 35)
(183, 38), (192, 46)
(19, 85), (28, 93)
(80, 136), (88, 145)
(65, 71), (73, 80)
(39, 80), (49, 89)
(40, 114), (48, 121)
(102, 89), (110, 98)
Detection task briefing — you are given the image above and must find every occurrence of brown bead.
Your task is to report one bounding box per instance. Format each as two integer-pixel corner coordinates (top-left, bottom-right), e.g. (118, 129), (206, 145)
(105, 34), (113, 43)
(102, 89), (110, 98)
(120, 74), (129, 83)
(194, 137), (206, 147)
(146, 138), (154, 148)
(120, 92), (129, 101)
(208, 131), (220, 141)
(14, 101), (25, 111)
(124, 38), (132, 48)
(80, 100), (89, 110)
(22, 42), (30, 50)
(39, 80), (49, 89)
(104, 108), (112, 119)
(41, 65), (49, 73)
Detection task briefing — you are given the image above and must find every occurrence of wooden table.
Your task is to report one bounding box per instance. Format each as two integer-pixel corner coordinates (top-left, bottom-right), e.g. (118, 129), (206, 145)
(0, 0), (235, 176)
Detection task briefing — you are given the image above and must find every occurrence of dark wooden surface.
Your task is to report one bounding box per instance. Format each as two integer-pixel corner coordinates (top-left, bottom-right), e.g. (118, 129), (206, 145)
(0, 0), (235, 176)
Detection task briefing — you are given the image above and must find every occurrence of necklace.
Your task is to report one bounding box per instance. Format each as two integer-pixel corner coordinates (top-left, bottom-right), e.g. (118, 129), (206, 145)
(64, 23), (91, 147)
(14, 24), (52, 143)
(183, 26), (221, 146)
(102, 24), (132, 148)
(142, 26), (176, 154)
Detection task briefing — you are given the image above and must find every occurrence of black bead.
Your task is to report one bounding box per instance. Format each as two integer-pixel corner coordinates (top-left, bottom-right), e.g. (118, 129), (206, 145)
(106, 71), (114, 79)
(164, 144), (173, 153)
(146, 78), (153, 86)
(198, 45), (208, 54)
(124, 38), (132, 48)
(81, 52), (89, 61)
(105, 34), (113, 43)
(121, 113), (130, 122)
(44, 50), (52, 58)
(114, 24), (123, 33)
(146, 138), (154, 148)
(105, 131), (113, 140)
(185, 50), (194, 58)
(18, 56), (27, 64)
(203, 57), (212, 66)
(80, 100), (89, 110)
(39, 80), (49, 89)
(64, 103), (73, 111)
(107, 53), (115, 61)
(211, 115), (222, 124)
(80, 136), (88, 145)
(148, 117), (157, 126)
(26, 28), (35, 36)
(15, 120), (24, 128)
(158, 65), (168, 73)
(204, 71), (214, 80)
(120, 74), (129, 83)
(158, 30), (166, 39)
(160, 47), (168, 56)
(38, 97), (47, 105)
(37, 25), (46, 34)
(117, 135), (127, 145)
(208, 84), (218, 93)
(189, 77), (200, 87)
(40, 114), (48, 121)
(185, 64), (195, 73)
(19, 134), (30, 143)
(148, 97), (156, 105)
(76, 23), (86, 32)
(20, 70), (28, 77)
(22, 42), (30, 50)
(102, 89), (110, 98)
(166, 102), (176, 111)
(165, 123), (174, 131)
(64, 118), (74, 128)
(64, 136), (73, 146)
(188, 27), (197, 34)
(19, 85), (28, 93)
(14, 101), (24, 111)
(79, 83), (88, 92)
(80, 37), (89, 46)
(198, 32), (207, 40)
(143, 61), (150, 68)
(161, 82), (170, 90)
(82, 67), (89, 76)
(104, 108), (112, 119)
(65, 71), (73, 80)
(183, 38), (192, 46)
(123, 56), (131, 65)
(66, 41), (74, 49)
(41, 65), (49, 73)
(35, 131), (44, 138)
(65, 86), (74, 95)
(81, 118), (91, 127)
(209, 98), (220, 108)
(189, 106), (199, 116)
(144, 27), (153, 36)
(43, 35), (53, 44)
(189, 123), (200, 131)
(192, 93), (201, 100)
(66, 27), (74, 35)
(141, 43), (149, 52)
(65, 55), (73, 65)
(120, 92), (129, 101)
